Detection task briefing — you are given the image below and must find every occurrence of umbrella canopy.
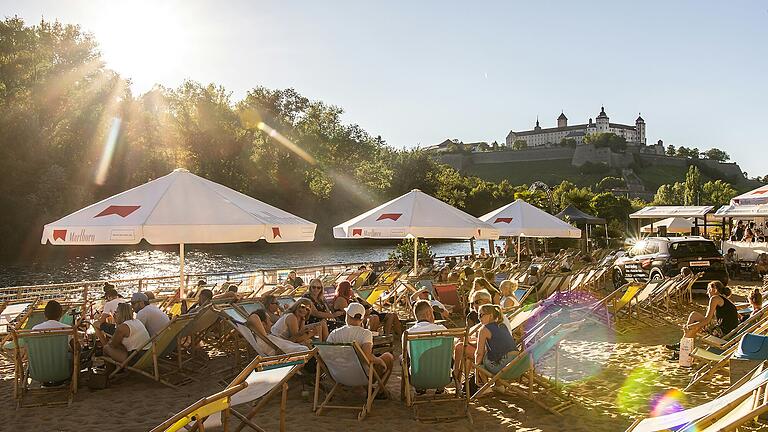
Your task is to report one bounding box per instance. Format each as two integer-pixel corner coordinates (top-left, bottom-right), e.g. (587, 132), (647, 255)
(42, 168), (316, 245)
(640, 217), (693, 234)
(731, 184), (768, 206)
(555, 205), (606, 225)
(480, 199), (581, 238)
(333, 189), (498, 240)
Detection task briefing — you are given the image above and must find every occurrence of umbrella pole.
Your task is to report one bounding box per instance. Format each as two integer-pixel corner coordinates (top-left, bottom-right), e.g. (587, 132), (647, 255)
(470, 239), (475, 258)
(605, 223), (609, 248)
(413, 237), (418, 276)
(517, 235), (521, 263)
(179, 243), (186, 300)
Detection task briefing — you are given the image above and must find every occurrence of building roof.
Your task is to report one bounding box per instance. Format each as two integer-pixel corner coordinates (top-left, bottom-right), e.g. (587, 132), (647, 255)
(558, 112), (567, 120)
(596, 106), (609, 119)
(556, 205), (606, 225)
(629, 206), (715, 219)
(636, 114), (644, 123)
(608, 123), (636, 131)
(509, 122), (636, 136)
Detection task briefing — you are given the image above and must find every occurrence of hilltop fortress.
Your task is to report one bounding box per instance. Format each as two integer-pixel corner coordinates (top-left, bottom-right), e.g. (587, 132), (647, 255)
(427, 106), (747, 199)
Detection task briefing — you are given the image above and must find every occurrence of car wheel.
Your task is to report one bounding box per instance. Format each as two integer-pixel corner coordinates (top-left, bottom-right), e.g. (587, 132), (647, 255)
(650, 270), (664, 281)
(612, 268), (625, 288)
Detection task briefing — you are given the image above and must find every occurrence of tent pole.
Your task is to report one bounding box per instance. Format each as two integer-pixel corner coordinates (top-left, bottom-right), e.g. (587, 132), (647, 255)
(604, 223), (609, 248)
(413, 237), (418, 276)
(179, 243), (186, 300)
(517, 235), (521, 263)
(470, 239), (476, 258)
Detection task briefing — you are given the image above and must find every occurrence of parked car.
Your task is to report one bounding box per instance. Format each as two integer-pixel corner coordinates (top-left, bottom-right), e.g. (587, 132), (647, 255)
(612, 236), (729, 290)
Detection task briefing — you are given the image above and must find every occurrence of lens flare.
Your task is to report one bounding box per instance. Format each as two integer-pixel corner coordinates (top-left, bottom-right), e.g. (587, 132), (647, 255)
(257, 121), (317, 165)
(95, 117), (122, 185)
(649, 388), (687, 417)
(617, 366), (660, 413)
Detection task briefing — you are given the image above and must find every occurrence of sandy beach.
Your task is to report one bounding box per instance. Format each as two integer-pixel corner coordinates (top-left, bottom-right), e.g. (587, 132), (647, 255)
(1, 282), (764, 432)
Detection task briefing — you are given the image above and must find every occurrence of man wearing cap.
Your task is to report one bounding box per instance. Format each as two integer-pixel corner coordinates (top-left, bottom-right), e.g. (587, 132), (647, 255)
(131, 292), (170, 337)
(327, 302), (394, 388)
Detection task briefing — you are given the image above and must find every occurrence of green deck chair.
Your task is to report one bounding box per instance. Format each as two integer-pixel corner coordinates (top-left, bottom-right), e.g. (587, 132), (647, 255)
(401, 328), (472, 423)
(13, 326), (79, 408)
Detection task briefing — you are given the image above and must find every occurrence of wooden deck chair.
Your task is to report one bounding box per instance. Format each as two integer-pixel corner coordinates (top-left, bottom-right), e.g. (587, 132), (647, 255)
(313, 341), (392, 420)
(471, 320), (583, 415)
(151, 351), (315, 432)
(687, 379), (768, 431)
(354, 271), (372, 288)
(1, 300), (37, 355)
(608, 282), (646, 331)
(100, 314), (196, 389)
(626, 364), (768, 432)
(215, 304), (308, 361)
(433, 283), (461, 312)
(697, 305), (768, 351)
(400, 328), (472, 423)
(11, 326), (80, 408)
(686, 319), (768, 390)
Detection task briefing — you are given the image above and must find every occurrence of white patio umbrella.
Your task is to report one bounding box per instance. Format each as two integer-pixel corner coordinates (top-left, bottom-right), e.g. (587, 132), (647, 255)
(480, 199), (581, 261)
(731, 184), (768, 206)
(333, 189), (499, 273)
(641, 217), (693, 234)
(42, 168), (316, 296)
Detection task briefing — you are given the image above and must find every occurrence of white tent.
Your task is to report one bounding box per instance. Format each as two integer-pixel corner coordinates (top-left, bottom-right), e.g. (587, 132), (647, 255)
(715, 203), (768, 218)
(731, 184), (768, 206)
(333, 189), (499, 272)
(479, 199), (581, 238)
(42, 168), (316, 294)
(640, 217), (694, 234)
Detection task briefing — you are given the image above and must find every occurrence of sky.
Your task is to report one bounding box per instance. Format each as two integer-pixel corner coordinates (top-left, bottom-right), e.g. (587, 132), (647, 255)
(3, 1), (768, 176)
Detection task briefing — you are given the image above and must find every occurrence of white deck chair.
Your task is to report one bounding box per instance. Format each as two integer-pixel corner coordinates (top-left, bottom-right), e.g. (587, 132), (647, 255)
(626, 366), (768, 431)
(313, 341), (392, 420)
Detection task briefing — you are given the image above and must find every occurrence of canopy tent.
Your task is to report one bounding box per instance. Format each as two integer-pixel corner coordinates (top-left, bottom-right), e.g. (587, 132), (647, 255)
(555, 205), (607, 251)
(629, 206), (714, 219)
(333, 189), (499, 273)
(715, 203), (768, 218)
(555, 205), (606, 225)
(731, 184), (768, 206)
(479, 199), (581, 261)
(42, 168), (316, 295)
(640, 217), (694, 234)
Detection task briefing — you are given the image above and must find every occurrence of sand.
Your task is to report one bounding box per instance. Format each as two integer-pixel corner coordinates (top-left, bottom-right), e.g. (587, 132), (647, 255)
(1, 283), (765, 431)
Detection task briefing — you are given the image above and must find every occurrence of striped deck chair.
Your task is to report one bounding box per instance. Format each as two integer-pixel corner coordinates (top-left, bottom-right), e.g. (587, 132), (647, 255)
(100, 314), (196, 388)
(151, 351), (315, 432)
(471, 320), (584, 415)
(313, 341), (392, 420)
(400, 328), (472, 423)
(627, 364), (768, 432)
(685, 368), (768, 431)
(11, 326), (80, 408)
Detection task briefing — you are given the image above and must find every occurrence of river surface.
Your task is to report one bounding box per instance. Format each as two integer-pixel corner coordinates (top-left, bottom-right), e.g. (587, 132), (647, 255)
(0, 240), (483, 287)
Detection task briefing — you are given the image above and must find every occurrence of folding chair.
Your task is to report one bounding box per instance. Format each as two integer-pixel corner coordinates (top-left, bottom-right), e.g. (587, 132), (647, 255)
(151, 351), (315, 432)
(433, 283), (461, 313)
(11, 326), (80, 408)
(313, 341), (392, 420)
(626, 364), (768, 431)
(99, 314), (196, 389)
(471, 320), (583, 415)
(401, 328), (472, 423)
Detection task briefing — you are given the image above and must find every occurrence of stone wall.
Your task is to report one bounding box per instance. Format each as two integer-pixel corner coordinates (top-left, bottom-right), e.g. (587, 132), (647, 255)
(472, 147), (575, 164)
(696, 160), (745, 181)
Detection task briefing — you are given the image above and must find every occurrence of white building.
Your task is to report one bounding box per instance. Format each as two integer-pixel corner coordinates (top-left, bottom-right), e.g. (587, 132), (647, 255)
(505, 107), (646, 147)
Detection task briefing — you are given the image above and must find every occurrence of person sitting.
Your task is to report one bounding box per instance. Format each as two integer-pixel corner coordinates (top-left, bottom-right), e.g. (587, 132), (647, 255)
(744, 289), (763, 320)
(525, 266), (540, 286)
(667, 281), (739, 360)
(327, 302), (394, 393)
(404, 300), (449, 394)
(731, 220), (745, 241)
(724, 248), (738, 277)
(93, 303), (150, 364)
(130, 292), (170, 338)
(479, 248), (489, 259)
(303, 278), (345, 331)
(756, 253), (768, 278)
(32, 300), (71, 331)
(214, 284), (239, 300)
(271, 298), (327, 346)
(470, 277), (500, 304)
(101, 287), (127, 321)
(743, 222), (756, 242)
(498, 280), (521, 312)
(285, 270), (304, 289)
(187, 289), (213, 314)
(409, 287), (431, 304)
(262, 294), (282, 324)
(475, 304), (518, 382)
(246, 309), (308, 355)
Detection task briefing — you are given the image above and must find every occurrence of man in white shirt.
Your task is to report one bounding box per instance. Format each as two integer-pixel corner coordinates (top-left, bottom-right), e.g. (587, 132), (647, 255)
(31, 300), (71, 331)
(130, 292), (170, 338)
(102, 287), (127, 317)
(407, 300), (447, 334)
(327, 303), (393, 389)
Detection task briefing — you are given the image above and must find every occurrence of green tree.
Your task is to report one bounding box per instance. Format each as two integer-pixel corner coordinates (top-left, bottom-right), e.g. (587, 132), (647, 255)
(591, 192), (633, 223)
(702, 148), (730, 162)
(512, 139), (527, 150)
(684, 165), (702, 205)
(559, 138), (577, 148)
(701, 180), (737, 207)
(666, 144), (676, 156)
(560, 187), (595, 213)
(584, 133), (627, 152)
(653, 182), (686, 205)
(596, 177), (626, 192)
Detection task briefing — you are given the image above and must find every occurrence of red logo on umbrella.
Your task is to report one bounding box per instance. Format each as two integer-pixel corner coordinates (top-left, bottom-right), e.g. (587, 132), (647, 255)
(494, 217), (514, 224)
(95, 205), (141, 218)
(53, 229), (67, 241)
(352, 228), (362, 236)
(272, 227), (282, 238)
(376, 213), (402, 221)
(752, 190), (768, 195)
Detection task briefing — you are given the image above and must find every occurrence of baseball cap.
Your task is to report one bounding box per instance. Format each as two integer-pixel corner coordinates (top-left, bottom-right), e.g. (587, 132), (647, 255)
(131, 292), (149, 303)
(344, 302), (366, 319)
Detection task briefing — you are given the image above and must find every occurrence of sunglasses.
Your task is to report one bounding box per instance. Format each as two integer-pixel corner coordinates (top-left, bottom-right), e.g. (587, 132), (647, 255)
(299, 305), (311, 311)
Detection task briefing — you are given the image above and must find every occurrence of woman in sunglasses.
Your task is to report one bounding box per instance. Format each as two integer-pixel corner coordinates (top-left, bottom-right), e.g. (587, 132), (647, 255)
(332, 281), (401, 336)
(302, 278), (345, 331)
(270, 298), (327, 345)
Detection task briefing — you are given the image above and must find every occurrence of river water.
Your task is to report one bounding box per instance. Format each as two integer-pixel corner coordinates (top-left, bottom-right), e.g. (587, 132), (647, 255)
(0, 240), (483, 287)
